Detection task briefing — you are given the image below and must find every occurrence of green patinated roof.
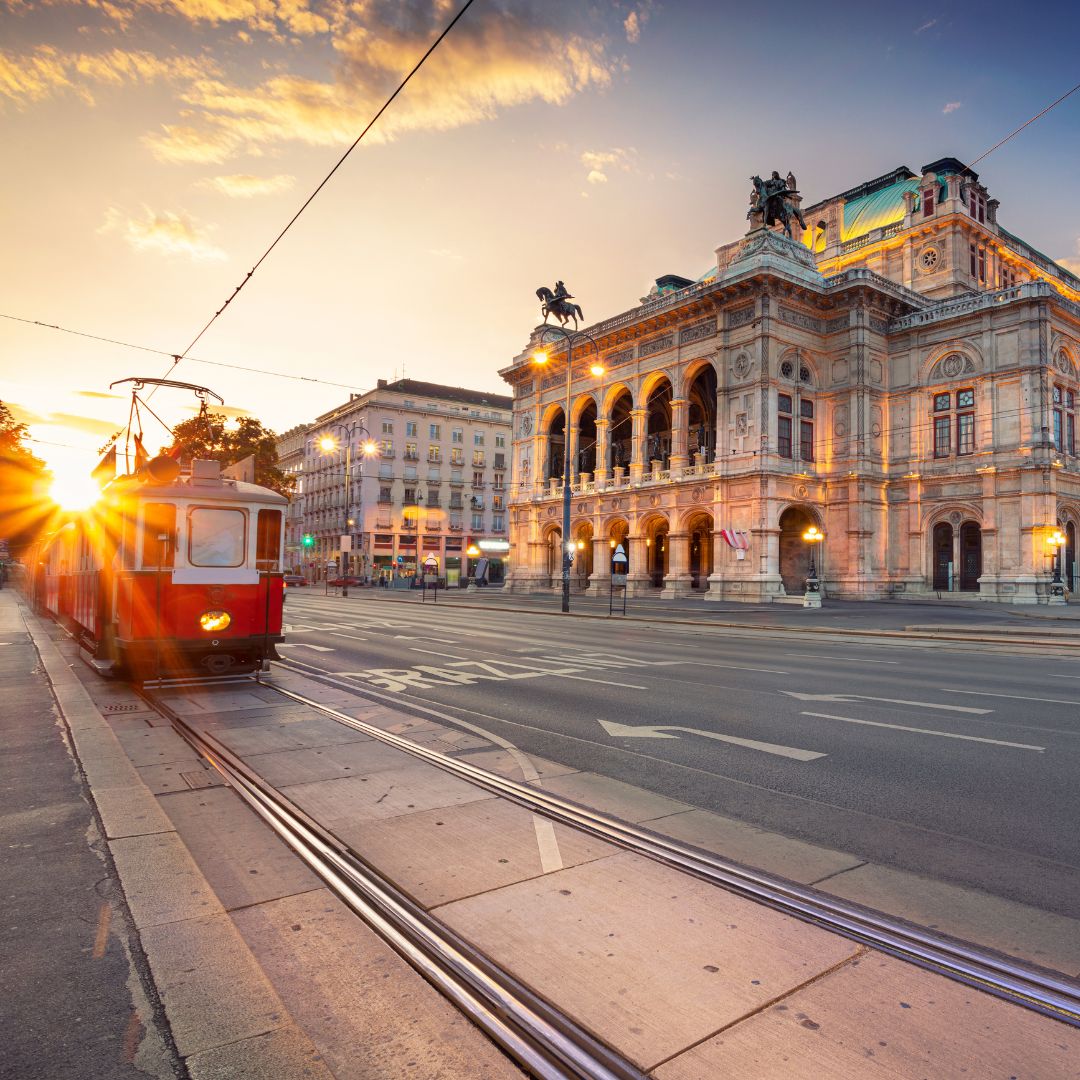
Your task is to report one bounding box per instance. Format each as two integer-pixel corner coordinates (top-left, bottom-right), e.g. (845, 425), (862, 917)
(841, 177), (921, 240)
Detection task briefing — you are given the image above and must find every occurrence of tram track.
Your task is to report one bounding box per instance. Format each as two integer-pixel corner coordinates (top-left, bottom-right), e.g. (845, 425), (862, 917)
(140, 658), (1080, 1062)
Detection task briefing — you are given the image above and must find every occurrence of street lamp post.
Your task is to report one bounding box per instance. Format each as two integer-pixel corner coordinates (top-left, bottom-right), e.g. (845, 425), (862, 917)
(533, 326), (603, 614)
(466, 543), (480, 591)
(317, 423), (376, 598)
(1048, 528), (1067, 604)
(802, 525), (824, 609)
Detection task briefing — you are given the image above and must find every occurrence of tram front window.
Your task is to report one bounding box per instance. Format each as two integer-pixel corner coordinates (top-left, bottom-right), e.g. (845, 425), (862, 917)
(189, 507), (246, 567)
(141, 503), (176, 568)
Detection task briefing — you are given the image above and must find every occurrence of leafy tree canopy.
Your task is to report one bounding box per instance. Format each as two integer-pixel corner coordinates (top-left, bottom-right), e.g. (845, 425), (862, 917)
(165, 412), (294, 498)
(0, 401), (52, 552)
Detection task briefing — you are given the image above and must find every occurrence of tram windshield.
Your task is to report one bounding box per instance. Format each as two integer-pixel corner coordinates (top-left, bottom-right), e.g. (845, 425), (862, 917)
(188, 507), (246, 567)
(141, 503), (176, 568)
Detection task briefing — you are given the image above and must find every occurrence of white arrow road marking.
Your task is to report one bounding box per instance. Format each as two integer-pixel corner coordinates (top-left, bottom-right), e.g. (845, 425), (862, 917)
(597, 720), (825, 761)
(278, 643), (335, 652)
(801, 712), (1045, 751)
(781, 691), (990, 714)
(941, 689), (1080, 706)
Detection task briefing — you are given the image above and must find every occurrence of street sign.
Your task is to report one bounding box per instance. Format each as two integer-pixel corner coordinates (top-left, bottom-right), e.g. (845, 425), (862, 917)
(340, 535), (352, 552)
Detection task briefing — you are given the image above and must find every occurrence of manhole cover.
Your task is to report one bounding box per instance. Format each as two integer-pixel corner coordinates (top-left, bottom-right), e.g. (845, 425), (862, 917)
(101, 702), (143, 713)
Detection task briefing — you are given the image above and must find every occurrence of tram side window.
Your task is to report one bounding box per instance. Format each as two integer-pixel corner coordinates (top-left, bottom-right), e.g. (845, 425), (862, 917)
(256, 509), (282, 571)
(189, 507), (246, 567)
(122, 511), (138, 568)
(141, 503), (176, 568)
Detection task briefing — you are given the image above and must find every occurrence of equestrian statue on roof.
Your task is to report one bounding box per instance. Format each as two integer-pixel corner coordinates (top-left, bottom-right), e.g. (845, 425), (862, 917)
(748, 170), (807, 240)
(536, 280), (584, 329)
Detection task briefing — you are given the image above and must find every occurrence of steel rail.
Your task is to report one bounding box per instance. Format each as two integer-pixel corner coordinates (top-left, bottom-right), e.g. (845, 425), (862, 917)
(263, 661), (1080, 1031)
(143, 688), (646, 1080)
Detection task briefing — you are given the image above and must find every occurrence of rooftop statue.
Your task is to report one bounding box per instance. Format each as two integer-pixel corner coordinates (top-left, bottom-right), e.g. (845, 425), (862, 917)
(536, 280), (584, 329)
(748, 170), (807, 240)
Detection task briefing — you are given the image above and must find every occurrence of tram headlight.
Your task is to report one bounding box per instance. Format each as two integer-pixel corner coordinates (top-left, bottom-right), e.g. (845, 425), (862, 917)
(199, 610), (231, 632)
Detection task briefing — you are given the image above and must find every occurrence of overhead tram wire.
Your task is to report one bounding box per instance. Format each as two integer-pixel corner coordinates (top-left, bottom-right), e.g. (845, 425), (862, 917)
(152, 0), (478, 399)
(0, 312), (372, 393)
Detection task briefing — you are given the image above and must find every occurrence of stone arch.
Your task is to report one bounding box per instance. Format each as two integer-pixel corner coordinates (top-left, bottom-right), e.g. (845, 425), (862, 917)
(923, 506), (983, 592)
(777, 348), (817, 387)
(573, 396), (599, 476)
(685, 362), (718, 462)
(601, 381), (635, 418)
(637, 510), (670, 588)
(540, 521), (562, 581)
(1051, 338), (1078, 378)
(678, 355), (720, 398)
(777, 505), (823, 595)
(605, 386), (634, 471)
(540, 403), (567, 481)
(570, 392), (599, 423)
(639, 368), (675, 401)
(682, 508), (715, 589)
(539, 401), (565, 434)
(643, 374), (674, 466)
(922, 341), (982, 385)
(572, 519), (594, 585)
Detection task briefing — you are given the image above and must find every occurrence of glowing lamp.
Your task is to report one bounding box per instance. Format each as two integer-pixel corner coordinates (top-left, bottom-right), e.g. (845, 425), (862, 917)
(590, 364), (605, 377)
(466, 544), (481, 557)
(803, 526), (824, 543)
(319, 436), (336, 452)
(361, 440), (378, 456)
(199, 610), (231, 632)
(532, 351), (549, 365)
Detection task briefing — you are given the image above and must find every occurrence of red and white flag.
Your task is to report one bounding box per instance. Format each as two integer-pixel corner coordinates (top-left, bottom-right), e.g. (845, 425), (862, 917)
(720, 529), (750, 550)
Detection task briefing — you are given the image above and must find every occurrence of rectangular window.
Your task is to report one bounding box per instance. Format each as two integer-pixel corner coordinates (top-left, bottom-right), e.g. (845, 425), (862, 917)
(778, 393), (792, 414)
(1054, 410), (1063, 450)
(1068, 414), (1076, 455)
(378, 440), (393, 457)
(800, 421), (814, 462)
(378, 462), (392, 478)
(957, 388), (975, 409)
(492, 495), (504, 510)
(978, 248), (986, 284)
(777, 416), (793, 458)
(934, 392), (951, 412)
(492, 515), (505, 531)
(429, 423), (440, 439)
(495, 434), (505, 448)
(493, 453), (506, 470)
(405, 442), (418, 460)
(428, 445), (441, 462)
(923, 187), (934, 216)
(452, 428), (463, 443)
(957, 413), (975, 455)
(403, 487), (415, 503)
(472, 450), (485, 466)
(1053, 385), (1062, 405)
(471, 512), (484, 531)
(934, 416), (951, 458)
(189, 507), (246, 567)
(406, 421), (417, 437)
(141, 503), (176, 568)
(427, 467), (440, 482)
(970, 244), (977, 277)
(403, 465), (417, 480)
(1067, 390), (1075, 410)
(381, 420), (393, 435)
(474, 432), (485, 446)
(799, 399), (814, 419)
(379, 486), (392, 503)
(472, 470), (484, 487)
(493, 473), (504, 490)
(256, 509), (282, 571)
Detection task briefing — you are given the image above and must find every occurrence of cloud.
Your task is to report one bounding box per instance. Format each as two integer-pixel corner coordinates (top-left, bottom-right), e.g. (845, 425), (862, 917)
(580, 147), (635, 184)
(623, 3), (651, 44)
(47, 412), (127, 438)
(75, 390), (126, 400)
(99, 205), (227, 260)
(1058, 238), (1080, 277)
(0, 45), (217, 107)
(427, 247), (464, 260)
(143, 123), (248, 164)
(942, 101), (962, 115)
(914, 17), (938, 33)
(196, 172), (295, 197)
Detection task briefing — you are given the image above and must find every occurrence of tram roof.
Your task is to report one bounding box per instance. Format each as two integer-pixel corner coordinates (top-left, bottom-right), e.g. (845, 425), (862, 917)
(104, 473), (287, 506)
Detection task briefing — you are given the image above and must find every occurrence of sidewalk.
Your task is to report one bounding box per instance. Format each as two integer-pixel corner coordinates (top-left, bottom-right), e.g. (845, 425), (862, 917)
(7, 589), (1080, 1078)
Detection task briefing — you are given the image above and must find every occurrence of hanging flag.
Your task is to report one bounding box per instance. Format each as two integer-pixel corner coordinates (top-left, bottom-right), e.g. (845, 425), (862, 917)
(720, 529), (751, 550)
(133, 433), (150, 470)
(91, 445), (116, 487)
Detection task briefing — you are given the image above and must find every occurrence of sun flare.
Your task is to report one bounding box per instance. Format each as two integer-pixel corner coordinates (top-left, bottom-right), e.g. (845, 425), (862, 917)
(48, 473), (101, 511)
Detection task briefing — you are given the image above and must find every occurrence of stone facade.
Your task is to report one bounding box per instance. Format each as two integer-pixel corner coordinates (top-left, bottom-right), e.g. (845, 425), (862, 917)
(499, 158), (1080, 603)
(275, 379), (512, 584)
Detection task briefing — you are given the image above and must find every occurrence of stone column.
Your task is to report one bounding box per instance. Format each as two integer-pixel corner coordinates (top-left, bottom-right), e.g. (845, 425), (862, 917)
(625, 534), (651, 596)
(629, 408), (647, 481)
(704, 529), (729, 601)
(586, 536), (611, 596)
(567, 424), (580, 485)
(669, 398), (690, 471)
(661, 532), (693, 597)
(594, 418), (610, 483)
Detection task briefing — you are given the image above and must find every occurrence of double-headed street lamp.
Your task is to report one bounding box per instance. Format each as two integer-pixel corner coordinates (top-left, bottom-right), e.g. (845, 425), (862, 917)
(1047, 527), (1067, 603)
(532, 325), (603, 614)
(802, 524), (824, 609)
(316, 423), (377, 597)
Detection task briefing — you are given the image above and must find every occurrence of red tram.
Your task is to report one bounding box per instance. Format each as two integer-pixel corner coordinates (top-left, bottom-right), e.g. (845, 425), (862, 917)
(33, 457), (286, 678)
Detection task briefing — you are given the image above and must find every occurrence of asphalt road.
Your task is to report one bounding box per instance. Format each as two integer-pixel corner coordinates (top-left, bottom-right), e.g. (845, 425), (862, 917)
(278, 590), (1080, 921)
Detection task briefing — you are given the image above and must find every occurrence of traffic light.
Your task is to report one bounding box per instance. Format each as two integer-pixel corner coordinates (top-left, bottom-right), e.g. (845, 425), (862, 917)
(302, 534), (314, 548)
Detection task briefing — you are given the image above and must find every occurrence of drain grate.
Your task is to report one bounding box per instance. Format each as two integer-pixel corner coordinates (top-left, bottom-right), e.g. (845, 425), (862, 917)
(101, 702), (143, 713)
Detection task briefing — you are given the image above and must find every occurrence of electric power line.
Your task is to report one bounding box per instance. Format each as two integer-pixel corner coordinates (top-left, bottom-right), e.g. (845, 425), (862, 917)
(966, 80), (1080, 172)
(157, 0), (477, 392)
(0, 312), (372, 392)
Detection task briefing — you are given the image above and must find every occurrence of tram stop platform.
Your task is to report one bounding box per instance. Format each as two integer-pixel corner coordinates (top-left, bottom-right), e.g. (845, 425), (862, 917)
(4, 586), (1079, 1079)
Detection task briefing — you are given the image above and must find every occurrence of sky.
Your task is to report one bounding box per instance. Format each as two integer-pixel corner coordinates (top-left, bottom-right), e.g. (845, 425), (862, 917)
(2, 0), (1080, 486)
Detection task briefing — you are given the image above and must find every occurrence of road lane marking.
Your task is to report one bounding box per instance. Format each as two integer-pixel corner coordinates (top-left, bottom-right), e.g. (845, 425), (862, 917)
(782, 691), (990, 714)
(801, 712), (1045, 751)
(278, 643), (335, 652)
(684, 660), (789, 674)
(329, 632), (372, 640)
(1047, 673), (1080, 679)
(597, 720), (824, 761)
(942, 689), (1080, 706)
(784, 653), (899, 665)
(93, 902), (111, 958)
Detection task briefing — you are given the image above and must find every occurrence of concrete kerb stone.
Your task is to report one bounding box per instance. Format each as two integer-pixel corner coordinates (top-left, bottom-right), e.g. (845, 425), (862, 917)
(19, 601), (333, 1079)
(340, 591), (1080, 649)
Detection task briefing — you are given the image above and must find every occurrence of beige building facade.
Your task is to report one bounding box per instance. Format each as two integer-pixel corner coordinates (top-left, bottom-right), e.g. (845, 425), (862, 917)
(500, 158), (1080, 603)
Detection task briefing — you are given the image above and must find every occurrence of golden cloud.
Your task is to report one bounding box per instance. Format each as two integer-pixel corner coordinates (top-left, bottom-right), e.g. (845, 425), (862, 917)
(196, 172), (295, 196)
(99, 205), (227, 260)
(580, 146), (635, 184)
(0, 44), (218, 107)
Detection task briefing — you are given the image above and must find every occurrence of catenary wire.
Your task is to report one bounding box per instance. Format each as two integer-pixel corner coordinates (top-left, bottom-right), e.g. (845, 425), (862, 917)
(155, 0), (477, 393)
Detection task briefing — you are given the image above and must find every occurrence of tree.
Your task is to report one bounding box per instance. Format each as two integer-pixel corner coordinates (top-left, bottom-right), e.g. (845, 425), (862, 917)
(164, 413), (294, 497)
(0, 401), (52, 553)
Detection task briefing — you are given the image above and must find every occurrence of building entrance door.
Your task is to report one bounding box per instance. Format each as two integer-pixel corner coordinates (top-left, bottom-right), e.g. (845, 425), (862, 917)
(1066, 522), (1077, 593)
(932, 523), (953, 590)
(959, 522), (981, 591)
(778, 507), (814, 595)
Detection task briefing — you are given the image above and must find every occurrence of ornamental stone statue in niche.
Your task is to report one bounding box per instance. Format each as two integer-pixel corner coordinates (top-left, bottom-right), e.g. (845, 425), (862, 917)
(748, 170), (807, 239)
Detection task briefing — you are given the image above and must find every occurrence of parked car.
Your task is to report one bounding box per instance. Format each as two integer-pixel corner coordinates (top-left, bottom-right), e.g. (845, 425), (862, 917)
(283, 575), (309, 587)
(326, 576), (365, 587)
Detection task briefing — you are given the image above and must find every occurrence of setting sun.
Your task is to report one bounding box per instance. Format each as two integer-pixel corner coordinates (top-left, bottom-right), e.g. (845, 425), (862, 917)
(48, 472), (101, 511)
